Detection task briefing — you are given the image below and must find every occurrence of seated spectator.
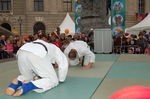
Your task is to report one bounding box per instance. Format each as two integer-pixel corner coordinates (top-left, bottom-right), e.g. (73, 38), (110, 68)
(137, 33), (145, 53)
(61, 40), (70, 52)
(67, 35), (73, 43)
(13, 38), (23, 54)
(4, 39), (14, 58)
(51, 32), (62, 49)
(0, 44), (5, 59)
(88, 33), (94, 52)
(53, 37), (62, 49)
(0, 35), (6, 46)
(144, 44), (150, 55)
(73, 34), (79, 41)
(59, 33), (66, 42)
(114, 32), (126, 54)
(80, 33), (86, 41)
(128, 48), (134, 54)
(135, 46), (141, 54)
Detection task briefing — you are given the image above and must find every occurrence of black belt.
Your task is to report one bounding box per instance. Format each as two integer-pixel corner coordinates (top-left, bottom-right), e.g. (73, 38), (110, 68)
(81, 56), (85, 66)
(33, 42), (48, 52)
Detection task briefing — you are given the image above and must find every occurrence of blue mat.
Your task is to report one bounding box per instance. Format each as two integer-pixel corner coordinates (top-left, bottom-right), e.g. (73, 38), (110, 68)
(106, 62), (150, 80)
(0, 77), (102, 99)
(95, 54), (119, 62)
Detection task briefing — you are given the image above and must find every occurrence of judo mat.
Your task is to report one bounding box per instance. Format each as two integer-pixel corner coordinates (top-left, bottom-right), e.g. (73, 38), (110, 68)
(0, 77), (101, 99)
(1, 54), (150, 99)
(92, 54), (150, 99)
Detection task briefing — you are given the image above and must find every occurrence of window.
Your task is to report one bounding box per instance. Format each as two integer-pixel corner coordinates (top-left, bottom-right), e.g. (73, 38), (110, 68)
(0, 0), (11, 11)
(139, 0), (145, 14)
(34, 0), (44, 11)
(63, 0), (73, 12)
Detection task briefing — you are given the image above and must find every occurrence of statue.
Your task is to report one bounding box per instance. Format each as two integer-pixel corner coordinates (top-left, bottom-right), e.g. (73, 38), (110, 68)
(79, 0), (111, 33)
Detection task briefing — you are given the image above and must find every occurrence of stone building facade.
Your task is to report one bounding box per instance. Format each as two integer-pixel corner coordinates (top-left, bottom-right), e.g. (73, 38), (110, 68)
(0, 0), (150, 35)
(0, 0), (74, 35)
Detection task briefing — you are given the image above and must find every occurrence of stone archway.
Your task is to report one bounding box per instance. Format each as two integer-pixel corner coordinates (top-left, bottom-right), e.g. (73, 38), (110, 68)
(1, 23), (11, 31)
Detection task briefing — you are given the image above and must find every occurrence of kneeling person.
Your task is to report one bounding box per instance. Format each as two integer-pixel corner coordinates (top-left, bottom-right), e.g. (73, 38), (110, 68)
(5, 33), (68, 96)
(64, 40), (95, 69)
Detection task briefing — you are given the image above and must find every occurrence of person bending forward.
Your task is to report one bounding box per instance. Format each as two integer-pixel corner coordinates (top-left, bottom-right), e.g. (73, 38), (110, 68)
(64, 40), (95, 69)
(5, 34), (68, 96)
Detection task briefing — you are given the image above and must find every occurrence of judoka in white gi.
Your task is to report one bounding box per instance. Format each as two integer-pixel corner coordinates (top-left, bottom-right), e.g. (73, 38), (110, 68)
(64, 40), (95, 69)
(5, 34), (68, 96)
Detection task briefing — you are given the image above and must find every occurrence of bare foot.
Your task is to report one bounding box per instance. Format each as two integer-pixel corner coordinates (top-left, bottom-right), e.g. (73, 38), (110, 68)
(13, 89), (23, 96)
(5, 79), (18, 96)
(82, 65), (92, 70)
(5, 88), (15, 96)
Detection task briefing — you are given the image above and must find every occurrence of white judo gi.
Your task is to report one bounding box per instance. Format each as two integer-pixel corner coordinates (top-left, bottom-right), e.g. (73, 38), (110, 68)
(64, 41), (95, 66)
(16, 39), (68, 93)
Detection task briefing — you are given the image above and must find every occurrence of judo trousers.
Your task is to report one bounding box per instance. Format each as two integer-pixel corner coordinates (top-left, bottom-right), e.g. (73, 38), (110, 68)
(17, 50), (59, 93)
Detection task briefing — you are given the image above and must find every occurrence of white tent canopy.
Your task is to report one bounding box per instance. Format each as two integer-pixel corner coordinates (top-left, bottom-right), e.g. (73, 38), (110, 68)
(126, 13), (150, 35)
(59, 12), (75, 35)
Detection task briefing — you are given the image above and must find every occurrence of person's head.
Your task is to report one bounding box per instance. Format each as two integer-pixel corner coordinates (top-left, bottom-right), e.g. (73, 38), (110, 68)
(81, 33), (85, 38)
(130, 40), (134, 45)
(119, 32), (124, 37)
(128, 48), (133, 54)
(67, 35), (72, 41)
(138, 33), (144, 39)
(60, 33), (66, 40)
(6, 38), (11, 44)
(68, 49), (77, 60)
(73, 34), (78, 40)
(9, 36), (14, 41)
(1, 35), (6, 40)
(143, 30), (147, 34)
(126, 37), (131, 42)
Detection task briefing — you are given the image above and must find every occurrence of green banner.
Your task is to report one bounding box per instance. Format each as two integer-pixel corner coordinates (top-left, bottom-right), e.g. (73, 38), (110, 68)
(74, 0), (81, 33)
(111, 0), (126, 35)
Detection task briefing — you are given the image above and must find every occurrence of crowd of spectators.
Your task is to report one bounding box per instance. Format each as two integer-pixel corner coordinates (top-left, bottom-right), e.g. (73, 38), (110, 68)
(113, 30), (150, 55)
(1, 29), (150, 60)
(0, 32), (94, 59)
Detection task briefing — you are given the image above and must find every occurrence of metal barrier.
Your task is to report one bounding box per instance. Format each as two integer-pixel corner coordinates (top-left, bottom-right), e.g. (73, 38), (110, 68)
(113, 45), (144, 54)
(0, 50), (15, 60)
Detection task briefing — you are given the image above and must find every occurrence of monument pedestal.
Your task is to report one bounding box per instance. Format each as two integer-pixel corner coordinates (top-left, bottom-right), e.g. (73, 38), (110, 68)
(79, 0), (110, 33)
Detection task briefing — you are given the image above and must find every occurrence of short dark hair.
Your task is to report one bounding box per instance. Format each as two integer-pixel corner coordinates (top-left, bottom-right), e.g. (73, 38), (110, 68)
(68, 49), (77, 59)
(68, 35), (72, 38)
